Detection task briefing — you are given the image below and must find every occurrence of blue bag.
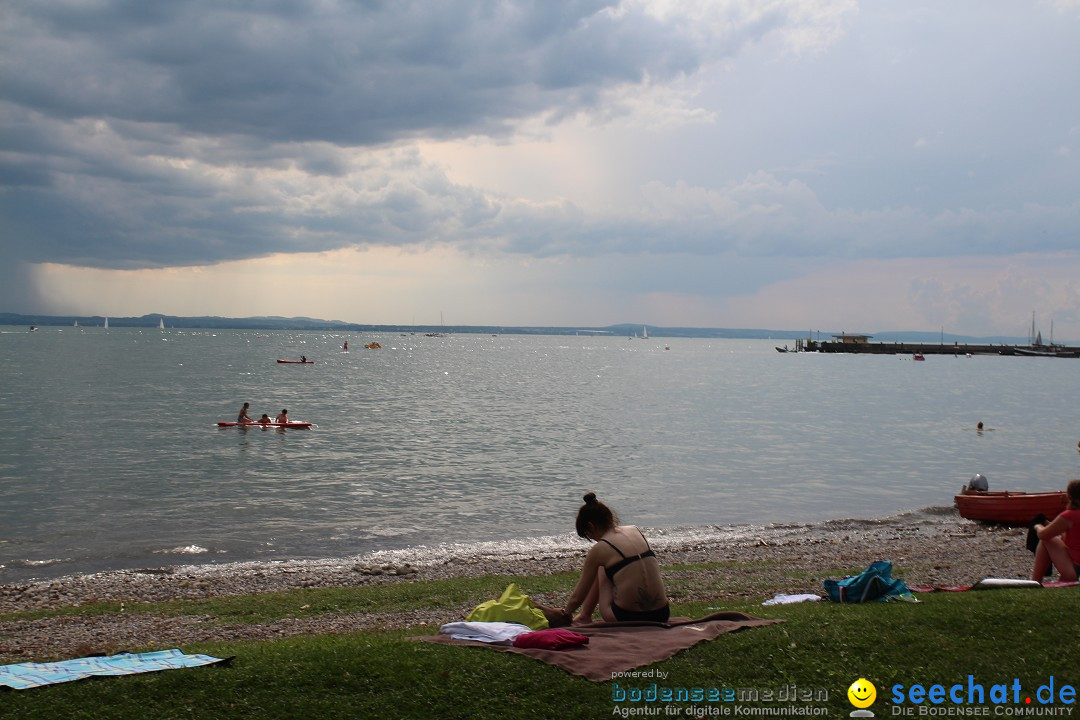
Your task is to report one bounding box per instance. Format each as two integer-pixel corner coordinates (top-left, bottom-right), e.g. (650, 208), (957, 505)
(824, 561), (914, 603)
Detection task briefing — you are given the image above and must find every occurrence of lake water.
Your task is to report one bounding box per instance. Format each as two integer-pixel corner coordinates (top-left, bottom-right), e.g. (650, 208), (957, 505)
(1, 327), (1078, 583)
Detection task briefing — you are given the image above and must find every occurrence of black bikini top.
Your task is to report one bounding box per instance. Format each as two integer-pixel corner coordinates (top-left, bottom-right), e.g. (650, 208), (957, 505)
(599, 529), (656, 581)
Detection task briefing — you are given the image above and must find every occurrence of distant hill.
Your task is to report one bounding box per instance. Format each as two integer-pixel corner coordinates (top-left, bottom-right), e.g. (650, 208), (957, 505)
(0, 312), (1035, 344)
(2, 313), (353, 331)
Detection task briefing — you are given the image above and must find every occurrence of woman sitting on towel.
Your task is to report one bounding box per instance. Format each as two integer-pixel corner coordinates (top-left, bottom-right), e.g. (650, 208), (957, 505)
(560, 492), (670, 624)
(1030, 478), (1080, 583)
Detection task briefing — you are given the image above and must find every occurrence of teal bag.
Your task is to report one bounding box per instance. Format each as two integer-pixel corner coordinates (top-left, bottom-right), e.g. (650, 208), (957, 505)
(824, 561), (914, 603)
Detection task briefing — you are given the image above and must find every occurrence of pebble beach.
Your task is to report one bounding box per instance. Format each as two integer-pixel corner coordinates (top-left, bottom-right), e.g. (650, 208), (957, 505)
(0, 510), (1044, 663)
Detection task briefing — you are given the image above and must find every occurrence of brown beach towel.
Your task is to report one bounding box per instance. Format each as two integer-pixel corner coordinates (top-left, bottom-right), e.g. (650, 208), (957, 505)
(417, 611), (782, 682)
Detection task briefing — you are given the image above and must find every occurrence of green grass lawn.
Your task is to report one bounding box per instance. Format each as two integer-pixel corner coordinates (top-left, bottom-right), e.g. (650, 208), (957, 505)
(2, 572), (1078, 719)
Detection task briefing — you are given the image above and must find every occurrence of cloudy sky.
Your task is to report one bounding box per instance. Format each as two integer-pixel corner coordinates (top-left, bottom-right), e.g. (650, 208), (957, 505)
(2, 1), (1079, 338)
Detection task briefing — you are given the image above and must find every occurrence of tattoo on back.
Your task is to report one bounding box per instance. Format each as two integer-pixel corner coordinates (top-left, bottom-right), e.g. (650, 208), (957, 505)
(634, 587), (660, 610)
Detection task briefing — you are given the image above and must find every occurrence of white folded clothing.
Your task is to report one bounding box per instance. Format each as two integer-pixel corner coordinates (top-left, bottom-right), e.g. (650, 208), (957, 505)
(438, 621), (534, 644)
(971, 578), (1043, 590)
(762, 593), (822, 606)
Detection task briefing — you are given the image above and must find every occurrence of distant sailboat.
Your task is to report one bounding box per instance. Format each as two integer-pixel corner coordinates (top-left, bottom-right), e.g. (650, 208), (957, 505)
(1014, 311), (1075, 357)
(159, 318), (165, 330)
(642, 325), (648, 340)
(104, 317), (109, 330)
(73, 320), (78, 327)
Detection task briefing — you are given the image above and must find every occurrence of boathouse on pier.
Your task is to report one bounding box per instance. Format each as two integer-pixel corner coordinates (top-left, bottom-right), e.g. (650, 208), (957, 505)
(832, 334), (872, 345)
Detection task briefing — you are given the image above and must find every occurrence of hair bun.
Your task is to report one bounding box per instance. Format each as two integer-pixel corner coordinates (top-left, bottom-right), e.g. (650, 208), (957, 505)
(583, 492), (598, 505)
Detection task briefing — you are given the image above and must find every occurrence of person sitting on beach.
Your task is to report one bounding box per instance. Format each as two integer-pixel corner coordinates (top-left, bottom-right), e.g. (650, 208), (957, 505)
(557, 492), (670, 624)
(1030, 479), (1080, 583)
(276, 409), (289, 424)
(237, 402), (253, 424)
(257, 413), (272, 425)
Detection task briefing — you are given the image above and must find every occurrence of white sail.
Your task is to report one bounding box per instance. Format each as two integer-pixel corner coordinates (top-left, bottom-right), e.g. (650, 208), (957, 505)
(104, 317), (109, 329)
(159, 318), (165, 330)
(643, 325), (648, 339)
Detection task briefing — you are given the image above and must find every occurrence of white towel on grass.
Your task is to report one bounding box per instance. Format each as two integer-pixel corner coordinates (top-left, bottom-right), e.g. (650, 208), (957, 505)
(762, 593), (822, 606)
(438, 621), (534, 644)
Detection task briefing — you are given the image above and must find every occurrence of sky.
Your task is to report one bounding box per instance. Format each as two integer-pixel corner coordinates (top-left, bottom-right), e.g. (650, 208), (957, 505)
(2, 1), (1079, 339)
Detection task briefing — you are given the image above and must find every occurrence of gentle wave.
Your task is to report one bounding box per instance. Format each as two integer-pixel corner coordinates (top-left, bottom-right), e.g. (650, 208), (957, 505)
(173, 507), (963, 579)
(154, 545), (213, 556)
(7, 557), (74, 569)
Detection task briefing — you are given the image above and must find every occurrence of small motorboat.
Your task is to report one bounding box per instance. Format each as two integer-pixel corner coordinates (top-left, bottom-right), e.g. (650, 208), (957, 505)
(365, 342), (382, 349)
(955, 490), (1068, 525)
(912, 353), (925, 361)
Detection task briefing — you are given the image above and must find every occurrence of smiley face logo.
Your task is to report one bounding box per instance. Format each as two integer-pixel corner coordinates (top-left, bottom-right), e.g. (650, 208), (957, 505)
(848, 678), (877, 709)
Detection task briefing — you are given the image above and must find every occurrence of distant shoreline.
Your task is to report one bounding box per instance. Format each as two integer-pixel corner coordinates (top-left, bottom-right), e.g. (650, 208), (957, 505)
(0, 315), (1037, 344)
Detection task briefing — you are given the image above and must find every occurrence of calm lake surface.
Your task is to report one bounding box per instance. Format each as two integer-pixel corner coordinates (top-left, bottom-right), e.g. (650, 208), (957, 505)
(1, 327), (1078, 582)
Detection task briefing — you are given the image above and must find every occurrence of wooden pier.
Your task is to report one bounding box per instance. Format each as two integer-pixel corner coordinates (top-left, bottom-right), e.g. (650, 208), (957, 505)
(789, 335), (1080, 357)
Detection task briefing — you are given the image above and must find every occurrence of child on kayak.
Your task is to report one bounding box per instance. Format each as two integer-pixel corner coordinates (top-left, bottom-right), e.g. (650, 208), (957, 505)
(237, 402), (253, 423)
(257, 414), (272, 425)
(275, 409), (289, 424)
(1030, 479), (1080, 583)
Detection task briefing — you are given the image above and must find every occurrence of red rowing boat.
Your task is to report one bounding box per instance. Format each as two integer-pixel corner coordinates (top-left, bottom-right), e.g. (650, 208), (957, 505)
(955, 490), (1067, 525)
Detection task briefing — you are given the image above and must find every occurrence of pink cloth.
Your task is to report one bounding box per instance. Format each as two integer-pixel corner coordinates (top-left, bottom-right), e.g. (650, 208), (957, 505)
(512, 628), (589, 650)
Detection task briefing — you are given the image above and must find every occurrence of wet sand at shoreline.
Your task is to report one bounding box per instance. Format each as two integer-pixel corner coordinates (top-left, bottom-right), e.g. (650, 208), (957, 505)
(0, 510), (1045, 663)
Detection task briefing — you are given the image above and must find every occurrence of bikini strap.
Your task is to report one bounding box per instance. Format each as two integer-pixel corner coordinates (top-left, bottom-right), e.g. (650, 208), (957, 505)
(599, 538), (627, 558)
(637, 527), (652, 550)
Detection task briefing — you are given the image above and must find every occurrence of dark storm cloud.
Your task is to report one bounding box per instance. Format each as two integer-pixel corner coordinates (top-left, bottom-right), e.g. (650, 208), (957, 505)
(0, 0), (732, 292)
(2, 0), (698, 145)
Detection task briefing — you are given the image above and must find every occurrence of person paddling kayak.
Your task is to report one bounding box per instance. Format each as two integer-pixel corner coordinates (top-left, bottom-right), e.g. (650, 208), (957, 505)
(237, 402), (254, 424)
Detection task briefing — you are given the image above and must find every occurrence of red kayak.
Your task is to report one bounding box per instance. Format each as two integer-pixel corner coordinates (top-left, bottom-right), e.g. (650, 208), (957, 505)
(955, 490), (1067, 525)
(216, 421), (313, 429)
(277, 359), (314, 364)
